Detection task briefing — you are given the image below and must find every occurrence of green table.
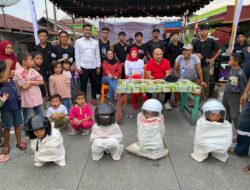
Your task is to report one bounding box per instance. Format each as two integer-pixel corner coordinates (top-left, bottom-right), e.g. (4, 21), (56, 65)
(116, 79), (201, 125)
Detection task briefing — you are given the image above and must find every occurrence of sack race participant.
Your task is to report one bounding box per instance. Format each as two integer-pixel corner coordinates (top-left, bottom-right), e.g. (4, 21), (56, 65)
(126, 99), (169, 160)
(27, 116), (66, 167)
(90, 104), (123, 161)
(191, 99), (232, 162)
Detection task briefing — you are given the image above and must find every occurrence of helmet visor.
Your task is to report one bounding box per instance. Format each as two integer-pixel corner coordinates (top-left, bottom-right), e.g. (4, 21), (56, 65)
(205, 110), (225, 123)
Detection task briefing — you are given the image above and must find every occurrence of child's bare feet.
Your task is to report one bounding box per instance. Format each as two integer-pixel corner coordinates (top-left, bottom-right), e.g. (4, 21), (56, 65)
(0, 147), (10, 163)
(228, 147), (235, 155)
(243, 165), (250, 175)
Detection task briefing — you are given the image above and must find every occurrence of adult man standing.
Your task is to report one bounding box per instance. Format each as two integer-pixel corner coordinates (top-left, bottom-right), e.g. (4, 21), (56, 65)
(233, 31), (247, 53)
(33, 29), (56, 79)
(147, 28), (165, 60)
(165, 31), (183, 68)
(97, 27), (113, 98)
(54, 31), (75, 64)
(193, 24), (220, 98)
(146, 48), (171, 111)
(114, 31), (129, 79)
(127, 32), (147, 62)
(75, 24), (101, 105)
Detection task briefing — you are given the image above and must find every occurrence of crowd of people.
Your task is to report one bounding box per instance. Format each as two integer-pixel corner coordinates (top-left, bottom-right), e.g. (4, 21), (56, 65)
(0, 23), (249, 175)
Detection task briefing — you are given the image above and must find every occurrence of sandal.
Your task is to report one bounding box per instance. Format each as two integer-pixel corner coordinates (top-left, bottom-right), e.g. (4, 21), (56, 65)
(16, 142), (27, 150)
(0, 147), (10, 163)
(243, 165), (250, 175)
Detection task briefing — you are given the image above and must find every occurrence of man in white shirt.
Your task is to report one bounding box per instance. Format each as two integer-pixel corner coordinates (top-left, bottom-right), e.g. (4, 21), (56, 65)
(75, 24), (101, 105)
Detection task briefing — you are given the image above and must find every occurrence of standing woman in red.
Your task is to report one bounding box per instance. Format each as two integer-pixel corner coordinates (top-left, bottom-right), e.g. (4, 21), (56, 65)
(0, 40), (17, 76)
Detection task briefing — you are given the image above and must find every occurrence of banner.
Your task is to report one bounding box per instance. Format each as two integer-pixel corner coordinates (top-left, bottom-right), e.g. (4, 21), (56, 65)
(229, 0), (244, 53)
(99, 21), (164, 44)
(28, 0), (40, 45)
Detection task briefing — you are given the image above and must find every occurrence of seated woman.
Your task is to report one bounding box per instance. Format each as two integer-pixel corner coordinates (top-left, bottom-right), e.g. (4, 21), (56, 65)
(125, 47), (145, 110)
(102, 50), (122, 104)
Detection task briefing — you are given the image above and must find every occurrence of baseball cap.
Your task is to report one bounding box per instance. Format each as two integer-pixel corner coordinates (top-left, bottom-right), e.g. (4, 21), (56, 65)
(183, 44), (193, 50)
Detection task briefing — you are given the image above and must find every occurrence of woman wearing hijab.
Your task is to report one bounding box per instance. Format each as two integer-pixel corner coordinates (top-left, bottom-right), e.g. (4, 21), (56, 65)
(125, 47), (146, 110)
(0, 40), (17, 76)
(102, 50), (122, 104)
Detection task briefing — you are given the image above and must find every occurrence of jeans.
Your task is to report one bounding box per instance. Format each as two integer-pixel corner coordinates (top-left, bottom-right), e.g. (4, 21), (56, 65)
(23, 105), (45, 136)
(62, 98), (72, 113)
(102, 76), (118, 103)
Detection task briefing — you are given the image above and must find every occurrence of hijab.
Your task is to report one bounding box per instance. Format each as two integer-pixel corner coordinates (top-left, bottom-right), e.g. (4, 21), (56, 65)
(105, 50), (117, 65)
(127, 47), (139, 62)
(0, 40), (16, 70)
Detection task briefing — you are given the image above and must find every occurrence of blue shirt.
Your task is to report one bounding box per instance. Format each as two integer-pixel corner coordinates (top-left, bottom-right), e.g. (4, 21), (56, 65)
(0, 80), (21, 112)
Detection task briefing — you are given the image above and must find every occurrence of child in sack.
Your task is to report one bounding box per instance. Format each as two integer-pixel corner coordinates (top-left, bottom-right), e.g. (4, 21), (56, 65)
(27, 115), (66, 167)
(191, 99), (232, 162)
(90, 104), (123, 161)
(47, 94), (69, 130)
(126, 99), (169, 160)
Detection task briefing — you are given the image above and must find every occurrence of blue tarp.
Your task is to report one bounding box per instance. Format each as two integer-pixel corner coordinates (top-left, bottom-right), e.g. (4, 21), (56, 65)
(161, 21), (182, 29)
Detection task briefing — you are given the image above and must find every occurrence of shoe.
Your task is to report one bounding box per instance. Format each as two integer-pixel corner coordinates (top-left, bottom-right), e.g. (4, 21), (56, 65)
(96, 94), (100, 99)
(68, 129), (80, 136)
(164, 102), (172, 111)
(91, 99), (98, 106)
(81, 130), (90, 136)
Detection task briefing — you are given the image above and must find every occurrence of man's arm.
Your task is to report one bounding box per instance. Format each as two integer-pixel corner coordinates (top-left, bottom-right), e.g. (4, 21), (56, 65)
(74, 40), (81, 71)
(240, 79), (250, 106)
(173, 62), (179, 77)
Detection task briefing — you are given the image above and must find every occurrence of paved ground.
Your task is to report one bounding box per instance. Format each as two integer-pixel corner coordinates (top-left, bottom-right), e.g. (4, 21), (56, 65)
(0, 94), (249, 190)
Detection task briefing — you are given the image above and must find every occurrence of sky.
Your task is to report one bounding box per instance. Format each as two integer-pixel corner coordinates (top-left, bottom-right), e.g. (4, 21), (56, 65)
(2, 0), (250, 27)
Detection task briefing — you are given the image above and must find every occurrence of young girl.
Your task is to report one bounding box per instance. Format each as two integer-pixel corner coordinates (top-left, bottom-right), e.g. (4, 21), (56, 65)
(69, 91), (94, 136)
(191, 99), (232, 162)
(14, 52), (45, 134)
(0, 59), (27, 163)
(102, 50), (122, 103)
(62, 61), (77, 103)
(32, 52), (48, 101)
(90, 104), (123, 161)
(49, 61), (72, 113)
(27, 115), (66, 167)
(125, 47), (145, 110)
(0, 40), (16, 75)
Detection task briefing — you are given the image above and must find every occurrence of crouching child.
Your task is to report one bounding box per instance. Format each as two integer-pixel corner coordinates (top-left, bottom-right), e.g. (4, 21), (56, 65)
(27, 116), (66, 167)
(90, 104), (124, 161)
(191, 99), (232, 162)
(126, 99), (169, 160)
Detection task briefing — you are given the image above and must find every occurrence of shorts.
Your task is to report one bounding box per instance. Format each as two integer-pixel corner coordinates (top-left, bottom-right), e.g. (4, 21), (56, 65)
(1, 110), (23, 129)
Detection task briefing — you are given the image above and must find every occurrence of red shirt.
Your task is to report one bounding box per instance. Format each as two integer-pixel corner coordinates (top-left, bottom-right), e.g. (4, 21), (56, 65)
(102, 60), (122, 78)
(146, 58), (170, 79)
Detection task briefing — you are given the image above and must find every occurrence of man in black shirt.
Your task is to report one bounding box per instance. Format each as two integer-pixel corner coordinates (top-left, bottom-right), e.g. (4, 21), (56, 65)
(97, 27), (113, 98)
(54, 31), (75, 64)
(193, 24), (220, 98)
(147, 28), (165, 59)
(165, 31), (183, 68)
(127, 32), (147, 62)
(114, 31), (129, 79)
(233, 31), (248, 53)
(33, 29), (56, 79)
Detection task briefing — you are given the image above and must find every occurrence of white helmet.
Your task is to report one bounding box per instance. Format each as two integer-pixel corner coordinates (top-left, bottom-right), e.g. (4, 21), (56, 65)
(202, 99), (226, 122)
(142, 99), (163, 113)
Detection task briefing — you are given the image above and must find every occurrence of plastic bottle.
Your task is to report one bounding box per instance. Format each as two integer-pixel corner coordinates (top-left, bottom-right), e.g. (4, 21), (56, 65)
(129, 68), (132, 80)
(180, 68), (185, 80)
(140, 69), (144, 79)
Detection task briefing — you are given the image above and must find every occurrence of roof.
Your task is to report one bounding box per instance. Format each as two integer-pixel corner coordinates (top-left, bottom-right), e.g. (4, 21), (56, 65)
(0, 14), (47, 33)
(50, 0), (214, 17)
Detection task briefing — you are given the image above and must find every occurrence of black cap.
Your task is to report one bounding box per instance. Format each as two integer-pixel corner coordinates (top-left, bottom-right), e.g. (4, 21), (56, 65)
(152, 28), (160, 33)
(200, 23), (210, 30)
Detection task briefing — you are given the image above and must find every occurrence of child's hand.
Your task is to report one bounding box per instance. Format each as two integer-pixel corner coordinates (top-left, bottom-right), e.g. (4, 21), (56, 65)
(0, 93), (9, 102)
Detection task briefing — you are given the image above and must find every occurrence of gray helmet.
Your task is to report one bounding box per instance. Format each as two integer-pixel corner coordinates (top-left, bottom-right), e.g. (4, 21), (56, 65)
(95, 104), (116, 126)
(27, 115), (51, 139)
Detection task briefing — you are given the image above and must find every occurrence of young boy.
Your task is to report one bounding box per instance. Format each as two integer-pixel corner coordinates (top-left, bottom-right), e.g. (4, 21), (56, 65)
(126, 99), (169, 160)
(222, 53), (247, 140)
(90, 104), (123, 161)
(47, 94), (69, 130)
(0, 60), (27, 163)
(191, 99), (232, 162)
(14, 52), (45, 134)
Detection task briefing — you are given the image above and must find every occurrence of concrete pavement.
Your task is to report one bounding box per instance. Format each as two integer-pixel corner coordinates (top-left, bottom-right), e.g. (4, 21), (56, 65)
(0, 95), (249, 190)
